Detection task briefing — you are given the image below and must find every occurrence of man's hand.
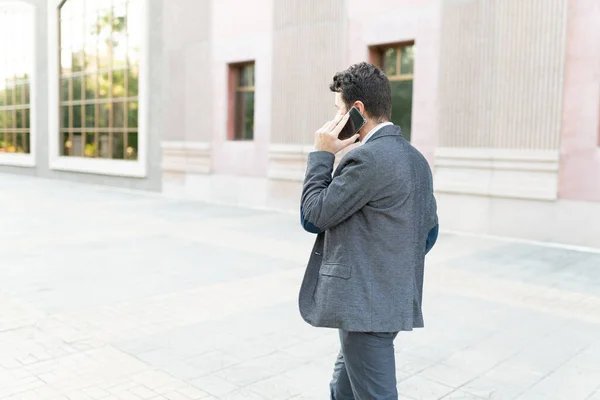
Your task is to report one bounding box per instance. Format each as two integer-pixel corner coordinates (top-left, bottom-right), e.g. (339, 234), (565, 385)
(313, 112), (360, 154)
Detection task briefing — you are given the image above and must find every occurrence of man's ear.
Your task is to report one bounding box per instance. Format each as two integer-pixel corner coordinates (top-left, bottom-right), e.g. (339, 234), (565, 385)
(353, 101), (366, 116)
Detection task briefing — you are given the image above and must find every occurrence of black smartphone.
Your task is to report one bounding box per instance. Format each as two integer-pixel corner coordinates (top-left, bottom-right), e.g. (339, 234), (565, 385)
(338, 106), (366, 141)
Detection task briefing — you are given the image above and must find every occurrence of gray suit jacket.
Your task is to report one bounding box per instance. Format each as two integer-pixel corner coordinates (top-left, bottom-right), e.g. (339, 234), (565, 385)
(299, 125), (438, 332)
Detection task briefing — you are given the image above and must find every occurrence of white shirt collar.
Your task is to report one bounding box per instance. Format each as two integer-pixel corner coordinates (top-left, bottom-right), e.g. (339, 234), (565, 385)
(361, 122), (393, 145)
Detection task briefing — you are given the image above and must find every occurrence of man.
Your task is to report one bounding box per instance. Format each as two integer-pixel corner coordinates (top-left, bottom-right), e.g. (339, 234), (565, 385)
(299, 62), (439, 400)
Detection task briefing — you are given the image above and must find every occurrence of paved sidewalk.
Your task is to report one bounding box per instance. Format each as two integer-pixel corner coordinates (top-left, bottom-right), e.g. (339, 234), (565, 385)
(1, 174), (600, 400)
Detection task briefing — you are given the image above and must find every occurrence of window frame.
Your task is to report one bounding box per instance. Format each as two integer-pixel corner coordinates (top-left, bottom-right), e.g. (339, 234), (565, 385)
(228, 61), (255, 141)
(47, 0), (149, 177)
(370, 42), (415, 141)
(0, 1), (36, 167)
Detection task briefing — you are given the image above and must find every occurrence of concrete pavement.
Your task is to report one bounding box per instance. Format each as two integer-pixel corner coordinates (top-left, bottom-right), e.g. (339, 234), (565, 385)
(0, 173), (599, 399)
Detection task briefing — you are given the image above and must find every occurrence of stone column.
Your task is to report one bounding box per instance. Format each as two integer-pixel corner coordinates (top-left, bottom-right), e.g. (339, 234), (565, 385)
(435, 0), (568, 200)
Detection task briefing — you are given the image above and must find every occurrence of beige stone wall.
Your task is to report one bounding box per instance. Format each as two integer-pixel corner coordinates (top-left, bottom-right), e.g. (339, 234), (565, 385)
(438, 0), (568, 150)
(270, 0), (348, 145)
(162, 0), (212, 143)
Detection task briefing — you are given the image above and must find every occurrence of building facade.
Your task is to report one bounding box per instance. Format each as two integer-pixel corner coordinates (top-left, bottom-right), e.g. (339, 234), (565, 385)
(1, 0), (599, 248)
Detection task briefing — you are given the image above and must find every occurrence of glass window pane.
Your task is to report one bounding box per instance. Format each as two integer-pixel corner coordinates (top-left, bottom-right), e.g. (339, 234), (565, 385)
(72, 76), (83, 101)
(235, 91), (254, 140)
(24, 108), (30, 129)
(98, 132), (109, 158)
(127, 101), (138, 128)
(127, 68), (139, 97)
(400, 46), (414, 75)
(239, 66), (249, 87)
(73, 105), (83, 128)
(113, 102), (125, 127)
(23, 83), (30, 104)
(72, 51), (83, 73)
(99, 72), (110, 98)
(99, 103), (110, 127)
(383, 48), (397, 76)
(6, 86), (13, 106)
(112, 70), (126, 98)
(61, 78), (70, 102)
(126, 132), (138, 160)
(85, 104), (95, 127)
(85, 74), (97, 100)
(0, 111), (5, 129)
(390, 80), (414, 142)
(61, 106), (70, 128)
(72, 132), (83, 156)
(5, 111), (13, 127)
(112, 132), (124, 159)
(15, 85), (23, 106)
(61, 132), (70, 156)
(235, 92), (244, 139)
(244, 92), (255, 140)
(22, 132), (30, 153)
(84, 132), (96, 157)
(0, 133), (4, 150)
(5, 132), (14, 152)
(61, 49), (73, 73)
(72, 76), (84, 101)
(16, 132), (23, 153)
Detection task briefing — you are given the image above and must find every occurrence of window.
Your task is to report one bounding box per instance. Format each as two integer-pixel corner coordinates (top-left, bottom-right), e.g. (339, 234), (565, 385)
(59, 0), (141, 160)
(380, 44), (414, 142)
(0, 4), (33, 155)
(232, 63), (255, 141)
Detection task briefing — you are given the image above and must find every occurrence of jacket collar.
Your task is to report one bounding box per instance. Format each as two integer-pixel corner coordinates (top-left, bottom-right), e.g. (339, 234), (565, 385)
(365, 124), (402, 143)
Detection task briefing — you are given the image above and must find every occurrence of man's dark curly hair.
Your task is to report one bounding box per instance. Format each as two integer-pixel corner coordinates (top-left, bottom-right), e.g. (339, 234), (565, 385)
(329, 62), (392, 122)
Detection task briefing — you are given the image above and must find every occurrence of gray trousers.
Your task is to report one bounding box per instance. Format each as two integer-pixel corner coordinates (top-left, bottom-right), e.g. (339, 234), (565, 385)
(330, 330), (399, 400)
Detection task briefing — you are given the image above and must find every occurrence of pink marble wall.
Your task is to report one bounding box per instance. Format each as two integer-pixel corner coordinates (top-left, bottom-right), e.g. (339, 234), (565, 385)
(209, 0), (273, 177)
(346, 0), (442, 166)
(559, 0), (600, 202)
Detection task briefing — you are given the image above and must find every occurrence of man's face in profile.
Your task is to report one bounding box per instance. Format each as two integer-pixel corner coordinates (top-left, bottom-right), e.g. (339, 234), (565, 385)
(334, 92), (348, 118)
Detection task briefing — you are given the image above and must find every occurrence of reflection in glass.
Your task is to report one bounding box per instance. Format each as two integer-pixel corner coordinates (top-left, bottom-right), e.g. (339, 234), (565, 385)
(85, 74), (97, 99)
(112, 70), (126, 98)
(85, 104), (95, 127)
(0, 4), (32, 154)
(235, 91), (254, 140)
(62, 132), (71, 156)
(127, 131), (138, 160)
(5, 132), (14, 152)
(72, 132), (83, 156)
(98, 132), (109, 158)
(98, 103), (110, 127)
(128, 102), (138, 127)
(113, 102), (125, 127)
(384, 48), (397, 76)
(112, 132), (124, 159)
(401, 46), (414, 75)
(127, 68), (139, 97)
(59, 0), (140, 160)
(390, 80), (413, 142)
(73, 105), (83, 128)
(61, 106), (70, 128)
(84, 132), (96, 157)
(72, 76), (83, 101)
(16, 133), (23, 153)
(61, 78), (70, 101)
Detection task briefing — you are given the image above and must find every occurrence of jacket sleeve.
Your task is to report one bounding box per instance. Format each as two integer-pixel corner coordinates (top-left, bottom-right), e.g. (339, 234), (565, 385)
(301, 150), (376, 232)
(425, 223), (438, 254)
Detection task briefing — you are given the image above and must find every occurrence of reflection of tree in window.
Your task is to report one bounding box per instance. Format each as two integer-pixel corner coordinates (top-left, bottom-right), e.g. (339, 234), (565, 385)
(59, 0), (141, 160)
(381, 44), (414, 142)
(234, 63), (255, 141)
(0, 5), (32, 154)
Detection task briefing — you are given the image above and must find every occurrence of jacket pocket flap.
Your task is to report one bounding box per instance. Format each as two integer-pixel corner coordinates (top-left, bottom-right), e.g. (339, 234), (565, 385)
(320, 263), (351, 279)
